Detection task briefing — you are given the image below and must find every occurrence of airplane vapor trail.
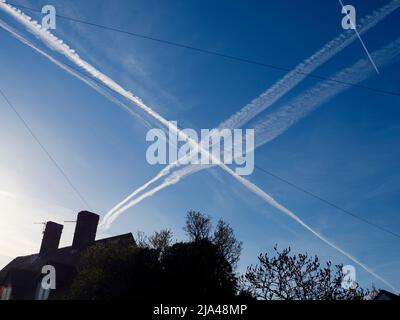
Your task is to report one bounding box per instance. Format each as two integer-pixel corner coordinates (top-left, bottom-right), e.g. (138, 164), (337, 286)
(0, 2), (229, 178)
(0, 2), (237, 217)
(251, 38), (400, 147)
(101, 39), (400, 292)
(0, 3), (188, 139)
(103, 144), (400, 292)
(104, 37), (400, 226)
(0, 19), (153, 130)
(104, 0), (400, 219)
(2, 1), (398, 291)
(218, 0), (400, 130)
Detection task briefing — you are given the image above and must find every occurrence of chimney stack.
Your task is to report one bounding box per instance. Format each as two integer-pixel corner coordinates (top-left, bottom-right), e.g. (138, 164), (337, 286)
(72, 211), (99, 249)
(39, 222), (63, 255)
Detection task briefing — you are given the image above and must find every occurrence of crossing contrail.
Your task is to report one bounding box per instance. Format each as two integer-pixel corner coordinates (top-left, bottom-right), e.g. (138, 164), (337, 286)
(103, 37), (400, 228)
(2, 1), (398, 292)
(100, 39), (400, 292)
(104, 0), (400, 222)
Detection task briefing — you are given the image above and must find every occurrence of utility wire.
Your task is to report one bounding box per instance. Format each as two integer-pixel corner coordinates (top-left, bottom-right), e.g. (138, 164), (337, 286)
(254, 164), (400, 239)
(6, 1), (400, 98)
(0, 88), (92, 210)
(3, 2), (400, 237)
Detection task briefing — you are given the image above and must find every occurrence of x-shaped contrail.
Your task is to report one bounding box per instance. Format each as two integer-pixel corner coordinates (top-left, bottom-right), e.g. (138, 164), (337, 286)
(1, 0), (399, 291)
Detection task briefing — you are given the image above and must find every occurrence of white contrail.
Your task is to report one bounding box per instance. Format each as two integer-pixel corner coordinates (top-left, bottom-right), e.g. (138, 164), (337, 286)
(0, 2), (227, 172)
(0, 19), (154, 130)
(103, 148), (400, 293)
(230, 173), (398, 292)
(218, 0), (400, 130)
(0, 3), (184, 137)
(251, 39), (400, 147)
(104, 141), (399, 292)
(105, 37), (400, 225)
(101, 39), (400, 292)
(2, 1), (398, 291)
(0, 2), (232, 214)
(104, 0), (400, 218)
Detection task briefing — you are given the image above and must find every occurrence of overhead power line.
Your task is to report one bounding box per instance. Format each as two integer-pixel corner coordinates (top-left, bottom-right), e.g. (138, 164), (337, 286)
(0, 88), (92, 210)
(254, 164), (400, 240)
(6, 1), (400, 98)
(3, 2), (400, 238)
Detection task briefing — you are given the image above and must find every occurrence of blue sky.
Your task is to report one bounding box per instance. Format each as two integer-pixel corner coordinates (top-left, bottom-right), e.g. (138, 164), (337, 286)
(0, 0), (400, 291)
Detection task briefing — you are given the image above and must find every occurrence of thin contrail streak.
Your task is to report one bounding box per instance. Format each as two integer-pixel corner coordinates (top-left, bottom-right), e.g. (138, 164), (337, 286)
(103, 38), (400, 225)
(219, 0), (399, 129)
(338, 0), (380, 74)
(105, 38), (400, 226)
(251, 39), (400, 147)
(0, 2), (229, 216)
(0, 2), (225, 171)
(101, 39), (400, 292)
(104, 0), (400, 219)
(2, 1), (398, 291)
(0, 3), (186, 139)
(0, 20), (154, 130)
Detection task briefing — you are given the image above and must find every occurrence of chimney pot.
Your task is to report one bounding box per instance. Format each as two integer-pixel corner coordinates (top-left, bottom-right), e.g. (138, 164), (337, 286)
(39, 221), (63, 255)
(72, 211), (99, 249)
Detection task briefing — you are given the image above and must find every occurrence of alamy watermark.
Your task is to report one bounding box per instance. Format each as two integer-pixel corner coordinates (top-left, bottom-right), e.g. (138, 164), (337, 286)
(341, 4), (356, 30)
(41, 264), (56, 290)
(341, 265), (357, 290)
(0, 1), (56, 30)
(41, 5), (56, 30)
(146, 122), (255, 176)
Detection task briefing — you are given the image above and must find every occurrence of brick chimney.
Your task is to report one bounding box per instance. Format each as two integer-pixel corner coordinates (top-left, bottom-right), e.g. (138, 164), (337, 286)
(72, 211), (99, 249)
(39, 221), (63, 255)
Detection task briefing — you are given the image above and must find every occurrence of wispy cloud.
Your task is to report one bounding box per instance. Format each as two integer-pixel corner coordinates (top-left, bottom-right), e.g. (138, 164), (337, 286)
(0, 189), (17, 199)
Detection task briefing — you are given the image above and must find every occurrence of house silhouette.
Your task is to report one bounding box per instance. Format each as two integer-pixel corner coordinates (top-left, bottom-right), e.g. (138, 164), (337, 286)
(0, 211), (135, 300)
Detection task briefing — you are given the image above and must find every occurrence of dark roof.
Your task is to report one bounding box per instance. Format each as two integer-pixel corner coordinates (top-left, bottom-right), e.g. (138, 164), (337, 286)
(374, 289), (400, 300)
(0, 233), (135, 285)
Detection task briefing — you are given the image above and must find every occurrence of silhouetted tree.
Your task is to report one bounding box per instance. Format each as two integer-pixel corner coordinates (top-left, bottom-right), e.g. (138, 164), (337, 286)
(184, 211), (242, 269)
(241, 246), (368, 300)
(148, 229), (173, 255)
(184, 210), (212, 241)
(161, 239), (237, 300)
(136, 231), (150, 248)
(213, 219), (242, 270)
(68, 212), (241, 300)
(136, 229), (173, 256)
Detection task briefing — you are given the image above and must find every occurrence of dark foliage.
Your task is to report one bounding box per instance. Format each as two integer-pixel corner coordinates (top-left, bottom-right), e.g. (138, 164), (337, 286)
(184, 210), (212, 241)
(69, 212), (239, 300)
(69, 241), (161, 300)
(241, 246), (368, 300)
(69, 213), (369, 301)
(184, 211), (242, 269)
(213, 219), (242, 270)
(161, 239), (237, 300)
